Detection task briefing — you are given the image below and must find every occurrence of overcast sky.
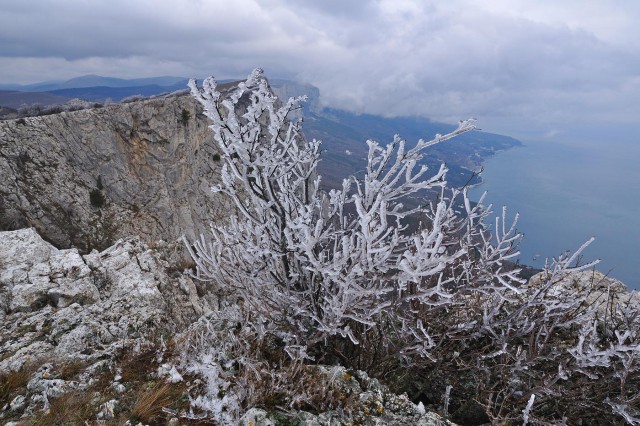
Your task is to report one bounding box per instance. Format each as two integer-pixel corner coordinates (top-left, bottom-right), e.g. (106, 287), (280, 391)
(1, 0), (639, 141)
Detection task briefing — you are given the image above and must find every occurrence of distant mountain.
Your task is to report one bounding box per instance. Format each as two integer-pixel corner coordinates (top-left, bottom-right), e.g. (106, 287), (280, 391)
(0, 90), (72, 109)
(0, 80), (63, 91)
(55, 75), (188, 90)
(0, 75), (192, 109)
(268, 80), (522, 191)
(47, 82), (190, 102)
(0, 75), (188, 92)
(306, 109), (521, 190)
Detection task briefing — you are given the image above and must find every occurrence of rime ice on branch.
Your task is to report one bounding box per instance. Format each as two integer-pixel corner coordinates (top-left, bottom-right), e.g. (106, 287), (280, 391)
(183, 69), (640, 425)
(184, 68), (523, 350)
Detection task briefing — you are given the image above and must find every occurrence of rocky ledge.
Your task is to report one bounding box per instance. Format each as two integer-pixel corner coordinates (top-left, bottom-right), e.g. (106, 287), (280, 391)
(0, 228), (455, 425)
(0, 227), (213, 371)
(0, 228), (214, 423)
(3, 228), (635, 425)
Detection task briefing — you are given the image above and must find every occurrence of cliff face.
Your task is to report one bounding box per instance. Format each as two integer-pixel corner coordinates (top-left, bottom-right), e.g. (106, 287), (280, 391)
(0, 94), (229, 252)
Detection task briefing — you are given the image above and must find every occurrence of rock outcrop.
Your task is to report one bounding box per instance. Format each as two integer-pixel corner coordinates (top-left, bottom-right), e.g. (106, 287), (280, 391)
(529, 269), (640, 314)
(0, 227), (218, 422)
(0, 227), (457, 424)
(0, 228), (215, 372)
(240, 365), (456, 425)
(0, 92), (231, 252)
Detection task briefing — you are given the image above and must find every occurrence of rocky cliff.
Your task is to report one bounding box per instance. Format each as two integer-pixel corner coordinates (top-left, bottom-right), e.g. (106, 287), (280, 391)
(0, 92), (230, 253)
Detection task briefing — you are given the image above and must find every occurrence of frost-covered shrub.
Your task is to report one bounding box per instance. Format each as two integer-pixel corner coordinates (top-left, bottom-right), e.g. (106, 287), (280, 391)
(401, 251), (640, 424)
(121, 94), (145, 103)
(65, 98), (97, 111)
(16, 98), (102, 118)
(185, 69), (523, 352)
(184, 69), (640, 424)
(17, 103), (44, 117)
(180, 305), (353, 423)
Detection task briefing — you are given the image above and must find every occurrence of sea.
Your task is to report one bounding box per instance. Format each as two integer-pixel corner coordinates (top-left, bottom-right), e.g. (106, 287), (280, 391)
(469, 138), (640, 290)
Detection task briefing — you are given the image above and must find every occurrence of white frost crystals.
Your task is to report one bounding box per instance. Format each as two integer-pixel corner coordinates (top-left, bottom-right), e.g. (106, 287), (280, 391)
(182, 69), (640, 424)
(184, 68), (523, 352)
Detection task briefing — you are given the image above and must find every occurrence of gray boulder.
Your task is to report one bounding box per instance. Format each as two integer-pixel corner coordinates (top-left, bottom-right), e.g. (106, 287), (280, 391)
(0, 227), (215, 371)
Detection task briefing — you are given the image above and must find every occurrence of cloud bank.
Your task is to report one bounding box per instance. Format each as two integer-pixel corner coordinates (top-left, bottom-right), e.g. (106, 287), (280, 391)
(1, 0), (638, 139)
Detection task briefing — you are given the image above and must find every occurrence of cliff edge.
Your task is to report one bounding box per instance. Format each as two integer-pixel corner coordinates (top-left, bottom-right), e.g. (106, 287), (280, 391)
(0, 93), (230, 252)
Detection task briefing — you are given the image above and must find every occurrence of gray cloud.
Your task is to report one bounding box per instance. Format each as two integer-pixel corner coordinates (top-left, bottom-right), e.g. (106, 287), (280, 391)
(0, 0), (638, 140)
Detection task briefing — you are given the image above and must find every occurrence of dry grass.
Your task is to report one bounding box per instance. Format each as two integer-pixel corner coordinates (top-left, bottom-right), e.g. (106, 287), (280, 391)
(2, 339), (218, 425)
(165, 258), (197, 276)
(56, 358), (88, 380)
(129, 382), (187, 424)
(118, 345), (159, 383)
(27, 390), (97, 426)
(0, 364), (36, 408)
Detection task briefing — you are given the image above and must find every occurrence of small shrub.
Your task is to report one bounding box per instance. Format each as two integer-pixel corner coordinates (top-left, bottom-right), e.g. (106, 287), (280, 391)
(212, 153), (221, 161)
(89, 188), (106, 208)
(180, 108), (191, 126)
(121, 94), (145, 103)
(16, 118), (26, 125)
(0, 365), (36, 408)
(41, 105), (64, 115)
(18, 103), (43, 117)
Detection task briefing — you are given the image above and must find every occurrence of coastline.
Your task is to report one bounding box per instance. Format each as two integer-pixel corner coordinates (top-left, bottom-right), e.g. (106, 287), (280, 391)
(468, 139), (639, 290)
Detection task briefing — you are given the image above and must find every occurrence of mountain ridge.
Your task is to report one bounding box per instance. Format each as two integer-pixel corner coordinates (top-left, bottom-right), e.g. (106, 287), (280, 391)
(0, 74), (188, 91)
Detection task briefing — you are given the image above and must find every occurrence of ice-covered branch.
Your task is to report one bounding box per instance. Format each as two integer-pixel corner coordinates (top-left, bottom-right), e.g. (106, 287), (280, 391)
(181, 69), (635, 425)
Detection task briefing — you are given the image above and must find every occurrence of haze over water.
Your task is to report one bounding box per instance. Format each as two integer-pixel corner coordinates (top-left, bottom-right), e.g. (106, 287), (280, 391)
(470, 138), (640, 290)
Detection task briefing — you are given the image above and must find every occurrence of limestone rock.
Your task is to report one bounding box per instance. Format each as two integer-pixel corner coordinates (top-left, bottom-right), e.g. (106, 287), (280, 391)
(9, 395), (25, 412)
(529, 269), (640, 315)
(96, 399), (118, 420)
(239, 408), (276, 426)
(237, 366), (458, 426)
(0, 227), (97, 313)
(0, 228), (216, 371)
(0, 93), (231, 252)
(310, 366), (457, 426)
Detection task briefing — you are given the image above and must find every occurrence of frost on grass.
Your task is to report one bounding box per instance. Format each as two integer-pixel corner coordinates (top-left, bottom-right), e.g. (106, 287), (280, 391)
(182, 69), (640, 424)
